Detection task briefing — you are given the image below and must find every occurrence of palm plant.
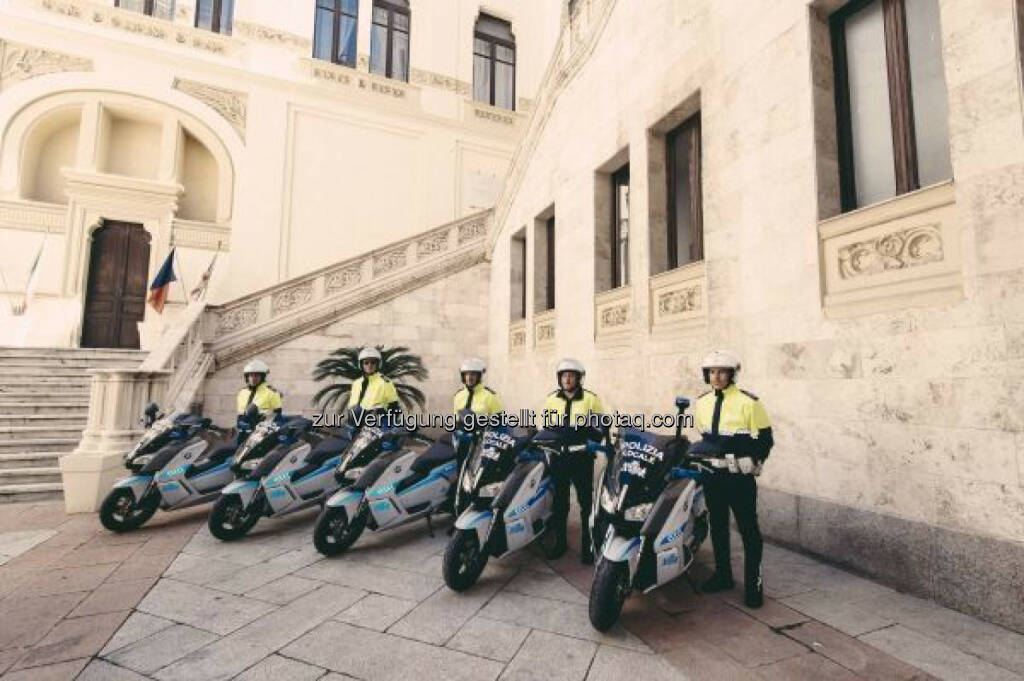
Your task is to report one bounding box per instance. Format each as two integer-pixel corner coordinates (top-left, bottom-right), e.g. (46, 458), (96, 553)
(312, 345), (428, 411)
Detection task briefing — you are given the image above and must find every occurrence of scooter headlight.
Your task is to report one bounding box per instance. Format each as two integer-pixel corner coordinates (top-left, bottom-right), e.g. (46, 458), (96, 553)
(479, 482), (502, 498)
(133, 454), (155, 467)
(624, 502), (654, 522)
(600, 486), (616, 514)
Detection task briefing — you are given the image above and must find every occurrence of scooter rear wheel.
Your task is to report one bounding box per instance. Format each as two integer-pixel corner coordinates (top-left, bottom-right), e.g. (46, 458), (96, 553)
(443, 529), (489, 591)
(208, 494), (261, 541)
(99, 487), (159, 532)
(313, 505), (367, 556)
(589, 559), (630, 631)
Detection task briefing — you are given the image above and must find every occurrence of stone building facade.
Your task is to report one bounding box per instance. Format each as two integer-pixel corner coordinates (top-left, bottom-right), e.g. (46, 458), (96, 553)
(484, 0), (1024, 631)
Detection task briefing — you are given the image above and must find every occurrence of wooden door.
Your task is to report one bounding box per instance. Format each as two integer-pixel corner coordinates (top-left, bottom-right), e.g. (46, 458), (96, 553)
(81, 221), (151, 349)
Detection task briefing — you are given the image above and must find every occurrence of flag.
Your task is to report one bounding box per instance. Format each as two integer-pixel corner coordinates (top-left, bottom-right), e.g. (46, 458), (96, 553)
(147, 248), (177, 313)
(190, 247), (219, 301)
(13, 236), (45, 316)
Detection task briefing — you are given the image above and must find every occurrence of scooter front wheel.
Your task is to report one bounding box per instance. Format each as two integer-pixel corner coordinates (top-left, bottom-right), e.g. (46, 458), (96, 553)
(99, 487), (159, 532)
(589, 559), (630, 631)
(208, 494), (261, 541)
(443, 529), (489, 592)
(313, 505), (367, 556)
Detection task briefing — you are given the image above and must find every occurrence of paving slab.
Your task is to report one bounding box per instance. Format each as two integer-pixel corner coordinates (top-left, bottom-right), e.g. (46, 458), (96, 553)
(136, 578), (276, 635)
(103, 623), (218, 674)
(244, 574), (324, 606)
(233, 653), (326, 681)
(755, 651), (862, 680)
(296, 557), (445, 601)
(0, 591), (85, 650)
(230, 583), (366, 650)
(78, 658), (152, 681)
(782, 589), (896, 637)
(585, 644), (681, 681)
(860, 625), (1022, 681)
(387, 574), (505, 645)
(0, 529), (57, 564)
(0, 656), (89, 681)
(784, 620), (937, 680)
(14, 562), (118, 598)
(503, 567), (589, 604)
(282, 620), (504, 681)
(335, 593), (419, 632)
(99, 611), (177, 656)
(69, 575), (157, 617)
(499, 629), (596, 681)
(446, 616), (531, 662)
(151, 636), (271, 681)
(10, 609), (128, 671)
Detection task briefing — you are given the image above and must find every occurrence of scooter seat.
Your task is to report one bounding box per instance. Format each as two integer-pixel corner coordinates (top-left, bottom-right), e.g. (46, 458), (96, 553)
(291, 436), (350, 480)
(410, 437), (456, 475)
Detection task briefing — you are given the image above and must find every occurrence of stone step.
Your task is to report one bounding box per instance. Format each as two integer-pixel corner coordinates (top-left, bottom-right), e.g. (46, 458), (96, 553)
(0, 482), (63, 503)
(0, 367), (99, 377)
(0, 386), (91, 397)
(0, 415), (88, 429)
(0, 347), (145, 360)
(0, 378), (93, 391)
(0, 437), (81, 453)
(0, 403), (88, 416)
(0, 452), (64, 470)
(0, 357), (143, 370)
(0, 467), (61, 485)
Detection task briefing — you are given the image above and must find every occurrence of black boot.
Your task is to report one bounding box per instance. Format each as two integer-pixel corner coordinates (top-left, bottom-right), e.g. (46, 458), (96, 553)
(744, 563), (763, 608)
(701, 572), (735, 593)
(580, 532), (594, 565)
(547, 525), (568, 560)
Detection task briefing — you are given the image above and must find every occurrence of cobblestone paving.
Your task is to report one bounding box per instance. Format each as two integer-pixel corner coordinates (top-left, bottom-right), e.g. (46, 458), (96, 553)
(1, 502), (1023, 680)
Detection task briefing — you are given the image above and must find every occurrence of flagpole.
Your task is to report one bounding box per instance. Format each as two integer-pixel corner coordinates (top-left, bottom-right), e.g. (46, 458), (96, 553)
(171, 243), (189, 306)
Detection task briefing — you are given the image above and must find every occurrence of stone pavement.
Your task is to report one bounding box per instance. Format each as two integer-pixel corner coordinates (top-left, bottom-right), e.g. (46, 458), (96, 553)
(0, 501), (1022, 681)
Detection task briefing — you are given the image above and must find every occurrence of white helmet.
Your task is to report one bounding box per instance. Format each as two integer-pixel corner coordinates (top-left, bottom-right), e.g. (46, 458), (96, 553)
(460, 358), (486, 375)
(243, 358), (270, 376)
(358, 347), (382, 363)
(701, 349), (741, 384)
(555, 357), (585, 378)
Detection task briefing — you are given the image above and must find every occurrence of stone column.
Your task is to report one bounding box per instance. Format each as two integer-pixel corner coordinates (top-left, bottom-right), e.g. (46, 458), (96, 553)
(60, 368), (170, 513)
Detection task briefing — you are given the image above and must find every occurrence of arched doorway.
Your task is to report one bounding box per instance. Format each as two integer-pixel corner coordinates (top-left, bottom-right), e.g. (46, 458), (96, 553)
(81, 221), (151, 349)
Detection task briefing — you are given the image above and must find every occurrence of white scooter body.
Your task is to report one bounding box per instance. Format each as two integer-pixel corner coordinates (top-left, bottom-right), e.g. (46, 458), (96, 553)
(601, 475), (708, 591)
(326, 441), (457, 531)
(455, 459), (554, 557)
(261, 441), (344, 516)
(114, 437), (235, 511)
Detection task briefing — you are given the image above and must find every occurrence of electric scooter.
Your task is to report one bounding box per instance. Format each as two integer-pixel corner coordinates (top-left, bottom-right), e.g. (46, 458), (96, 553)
(99, 403), (248, 532)
(587, 397), (712, 631)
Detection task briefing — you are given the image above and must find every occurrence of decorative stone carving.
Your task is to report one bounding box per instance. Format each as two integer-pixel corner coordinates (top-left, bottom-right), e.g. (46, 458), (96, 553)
(37, 0), (232, 55)
(536, 321), (555, 343)
(310, 61), (354, 86)
(324, 263), (363, 293)
(358, 76), (407, 99)
(510, 327), (526, 350)
(0, 40), (92, 87)
(417, 232), (449, 259)
(410, 68), (471, 96)
(658, 285), (702, 316)
(271, 283), (313, 315)
(458, 217), (489, 245)
(218, 302), (258, 333)
(0, 200), (67, 232)
(173, 78), (247, 140)
(599, 304), (629, 328)
(373, 247), (408, 276)
(171, 221), (230, 250)
(234, 21), (311, 51)
(838, 225), (944, 280)
(474, 107), (516, 125)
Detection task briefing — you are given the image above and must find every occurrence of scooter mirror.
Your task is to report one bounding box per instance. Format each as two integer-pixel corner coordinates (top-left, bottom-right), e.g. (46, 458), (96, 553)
(675, 396), (691, 412)
(143, 402), (160, 427)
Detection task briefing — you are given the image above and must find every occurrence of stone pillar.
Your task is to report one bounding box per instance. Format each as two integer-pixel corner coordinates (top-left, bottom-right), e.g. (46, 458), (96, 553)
(60, 368), (170, 513)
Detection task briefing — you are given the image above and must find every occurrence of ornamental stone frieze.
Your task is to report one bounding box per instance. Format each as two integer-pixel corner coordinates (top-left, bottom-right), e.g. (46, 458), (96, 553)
(657, 284), (702, 316)
(234, 21), (311, 52)
(417, 232), (449, 259)
(218, 301), (259, 334)
(0, 39), (92, 88)
(172, 78), (247, 141)
(838, 224), (944, 279)
(324, 263), (363, 293)
(271, 282), (314, 315)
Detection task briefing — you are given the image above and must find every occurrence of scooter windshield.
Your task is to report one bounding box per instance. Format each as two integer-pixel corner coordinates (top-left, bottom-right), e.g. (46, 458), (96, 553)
(234, 419), (279, 463)
(606, 429), (673, 501)
(468, 426), (524, 485)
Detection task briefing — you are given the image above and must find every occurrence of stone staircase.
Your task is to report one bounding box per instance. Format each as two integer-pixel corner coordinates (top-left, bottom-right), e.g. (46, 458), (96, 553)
(0, 347), (145, 503)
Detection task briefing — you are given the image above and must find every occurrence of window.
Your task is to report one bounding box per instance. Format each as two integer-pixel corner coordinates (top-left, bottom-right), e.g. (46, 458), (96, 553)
(314, 0), (358, 67)
(370, 0), (410, 82)
(534, 211), (555, 312)
(831, 0), (952, 211)
(195, 0), (233, 34)
(115, 0), (174, 19)
(610, 165), (630, 288)
(510, 229), (526, 320)
(474, 14), (516, 110)
(666, 113), (703, 270)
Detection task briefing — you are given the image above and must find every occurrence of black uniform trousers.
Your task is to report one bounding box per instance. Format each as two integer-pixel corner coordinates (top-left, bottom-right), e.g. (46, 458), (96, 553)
(551, 448), (594, 551)
(703, 471), (763, 583)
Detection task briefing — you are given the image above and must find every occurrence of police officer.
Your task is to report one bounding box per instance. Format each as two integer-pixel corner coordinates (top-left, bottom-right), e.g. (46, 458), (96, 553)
(236, 358), (283, 416)
(348, 347), (401, 412)
(453, 358), (502, 416)
(543, 358), (604, 564)
(690, 349), (773, 608)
